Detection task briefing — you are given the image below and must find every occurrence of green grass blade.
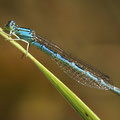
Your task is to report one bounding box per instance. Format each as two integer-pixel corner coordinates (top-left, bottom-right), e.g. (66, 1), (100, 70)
(0, 27), (100, 120)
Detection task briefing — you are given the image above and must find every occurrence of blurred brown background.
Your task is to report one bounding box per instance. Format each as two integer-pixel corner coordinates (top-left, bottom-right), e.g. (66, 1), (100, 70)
(0, 0), (120, 120)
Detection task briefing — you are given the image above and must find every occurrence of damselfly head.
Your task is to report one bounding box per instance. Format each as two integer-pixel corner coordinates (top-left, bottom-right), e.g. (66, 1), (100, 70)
(4, 20), (16, 32)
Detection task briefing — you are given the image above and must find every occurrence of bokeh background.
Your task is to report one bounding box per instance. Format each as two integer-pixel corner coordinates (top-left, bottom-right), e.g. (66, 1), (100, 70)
(0, 0), (120, 120)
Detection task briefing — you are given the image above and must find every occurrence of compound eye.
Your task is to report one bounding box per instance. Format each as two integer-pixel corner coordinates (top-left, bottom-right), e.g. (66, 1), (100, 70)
(10, 20), (15, 26)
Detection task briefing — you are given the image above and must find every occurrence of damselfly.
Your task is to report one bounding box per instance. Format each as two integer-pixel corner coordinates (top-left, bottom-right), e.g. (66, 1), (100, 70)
(4, 20), (120, 95)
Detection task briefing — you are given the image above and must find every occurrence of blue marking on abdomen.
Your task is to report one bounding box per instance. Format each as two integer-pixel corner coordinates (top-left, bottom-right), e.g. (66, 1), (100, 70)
(31, 41), (120, 95)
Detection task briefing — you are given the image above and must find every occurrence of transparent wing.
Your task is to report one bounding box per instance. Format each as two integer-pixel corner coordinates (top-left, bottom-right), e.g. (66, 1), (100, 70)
(35, 36), (112, 90)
